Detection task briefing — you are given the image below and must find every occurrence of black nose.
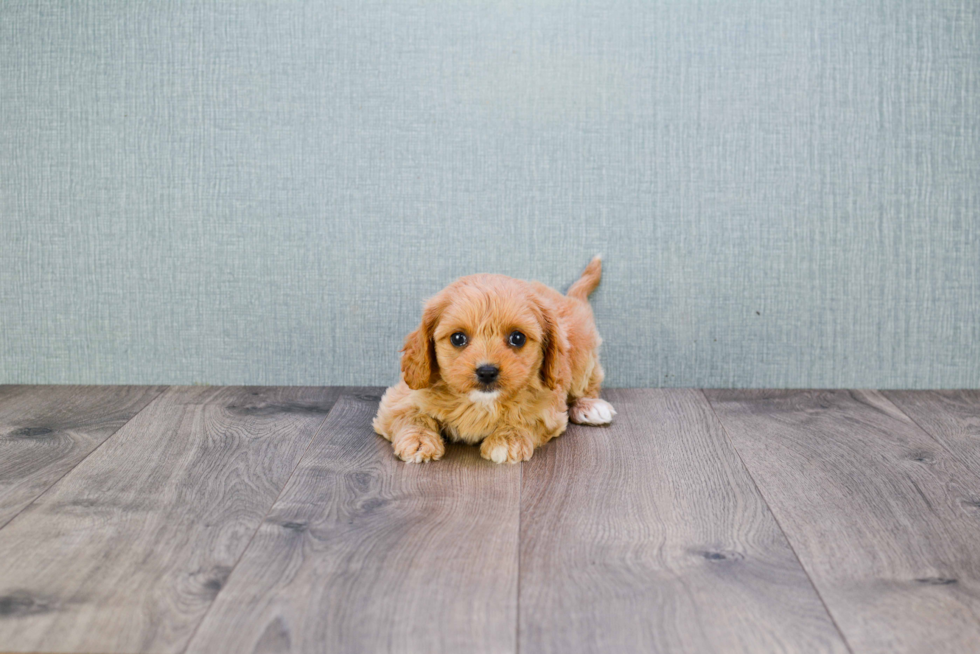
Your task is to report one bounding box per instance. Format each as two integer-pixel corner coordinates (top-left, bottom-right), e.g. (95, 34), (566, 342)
(475, 365), (499, 384)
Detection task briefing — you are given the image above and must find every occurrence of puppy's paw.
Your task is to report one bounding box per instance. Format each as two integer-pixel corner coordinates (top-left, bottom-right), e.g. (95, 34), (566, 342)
(569, 398), (616, 426)
(480, 432), (534, 464)
(392, 429), (445, 463)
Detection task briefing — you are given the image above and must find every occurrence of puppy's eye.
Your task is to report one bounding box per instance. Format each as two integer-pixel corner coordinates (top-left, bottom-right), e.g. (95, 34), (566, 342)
(508, 331), (526, 348)
(450, 332), (468, 347)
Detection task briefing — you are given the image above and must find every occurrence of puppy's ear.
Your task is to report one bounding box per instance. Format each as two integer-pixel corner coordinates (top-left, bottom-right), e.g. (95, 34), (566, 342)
(538, 301), (572, 391)
(401, 295), (444, 390)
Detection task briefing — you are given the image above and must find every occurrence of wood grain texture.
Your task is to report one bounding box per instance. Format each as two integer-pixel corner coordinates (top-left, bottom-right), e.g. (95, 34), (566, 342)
(0, 385), (345, 654)
(883, 390), (980, 475)
(185, 392), (521, 654)
(0, 385), (165, 528)
(519, 388), (848, 654)
(706, 389), (980, 654)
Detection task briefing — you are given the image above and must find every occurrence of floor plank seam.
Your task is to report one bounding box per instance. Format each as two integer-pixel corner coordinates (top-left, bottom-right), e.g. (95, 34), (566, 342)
(516, 455), (523, 654)
(177, 393), (345, 654)
(878, 392), (980, 485)
(699, 389), (857, 654)
(0, 385), (170, 534)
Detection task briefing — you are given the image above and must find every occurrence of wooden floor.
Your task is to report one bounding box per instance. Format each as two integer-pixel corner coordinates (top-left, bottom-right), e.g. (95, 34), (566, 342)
(0, 387), (978, 653)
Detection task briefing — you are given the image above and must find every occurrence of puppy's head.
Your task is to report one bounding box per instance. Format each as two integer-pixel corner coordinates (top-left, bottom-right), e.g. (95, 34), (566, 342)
(401, 274), (570, 398)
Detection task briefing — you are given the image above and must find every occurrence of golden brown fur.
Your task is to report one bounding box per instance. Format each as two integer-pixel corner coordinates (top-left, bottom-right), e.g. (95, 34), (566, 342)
(373, 256), (615, 464)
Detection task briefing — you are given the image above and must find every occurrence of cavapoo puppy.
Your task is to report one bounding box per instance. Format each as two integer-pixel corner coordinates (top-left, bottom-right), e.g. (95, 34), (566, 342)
(373, 256), (614, 464)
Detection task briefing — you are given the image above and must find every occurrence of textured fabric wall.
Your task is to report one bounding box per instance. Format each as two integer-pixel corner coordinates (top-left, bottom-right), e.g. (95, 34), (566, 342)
(2, 1), (978, 388)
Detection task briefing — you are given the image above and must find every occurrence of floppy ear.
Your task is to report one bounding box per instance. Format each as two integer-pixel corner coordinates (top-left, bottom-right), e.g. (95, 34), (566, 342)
(538, 302), (571, 391)
(401, 296), (444, 390)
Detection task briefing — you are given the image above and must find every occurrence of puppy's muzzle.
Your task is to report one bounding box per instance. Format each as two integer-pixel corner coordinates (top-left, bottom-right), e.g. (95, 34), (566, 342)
(475, 364), (499, 386)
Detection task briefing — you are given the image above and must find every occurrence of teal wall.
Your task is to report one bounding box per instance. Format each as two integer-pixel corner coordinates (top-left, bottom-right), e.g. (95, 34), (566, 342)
(2, 1), (978, 387)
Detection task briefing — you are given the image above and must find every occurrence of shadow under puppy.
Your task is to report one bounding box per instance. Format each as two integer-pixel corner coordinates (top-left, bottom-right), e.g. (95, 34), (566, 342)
(374, 256), (615, 464)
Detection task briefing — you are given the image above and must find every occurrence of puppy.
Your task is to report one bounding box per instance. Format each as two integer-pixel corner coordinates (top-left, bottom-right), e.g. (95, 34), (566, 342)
(373, 256), (615, 464)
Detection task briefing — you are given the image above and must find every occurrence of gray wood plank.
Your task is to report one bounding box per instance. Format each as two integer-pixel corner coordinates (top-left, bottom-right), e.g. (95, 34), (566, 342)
(0, 385), (166, 528)
(185, 392), (521, 654)
(0, 385), (347, 654)
(883, 390), (980, 475)
(706, 390), (980, 654)
(519, 388), (848, 654)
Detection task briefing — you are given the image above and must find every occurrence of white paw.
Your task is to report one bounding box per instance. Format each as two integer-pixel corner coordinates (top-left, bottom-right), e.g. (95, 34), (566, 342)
(569, 398), (616, 425)
(490, 445), (508, 464)
(480, 433), (534, 464)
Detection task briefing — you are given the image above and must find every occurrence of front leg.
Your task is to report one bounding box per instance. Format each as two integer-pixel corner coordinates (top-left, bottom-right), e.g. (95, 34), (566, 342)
(480, 429), (535, 464)
(391, 425), (445, 463)
(373, 383), (446, 463)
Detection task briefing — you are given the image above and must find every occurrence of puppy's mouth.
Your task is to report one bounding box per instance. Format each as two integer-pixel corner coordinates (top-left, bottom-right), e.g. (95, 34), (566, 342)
(468, 386), (501, 404)
(475, 381), (498, 393)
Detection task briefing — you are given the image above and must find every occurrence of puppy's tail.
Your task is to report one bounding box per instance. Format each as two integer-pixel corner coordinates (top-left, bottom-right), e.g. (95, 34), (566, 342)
(566, 255), (603, 301)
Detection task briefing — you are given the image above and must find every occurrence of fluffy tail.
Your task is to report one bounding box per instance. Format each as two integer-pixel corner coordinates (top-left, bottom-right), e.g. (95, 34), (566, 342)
(566, 255), (603, 301)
